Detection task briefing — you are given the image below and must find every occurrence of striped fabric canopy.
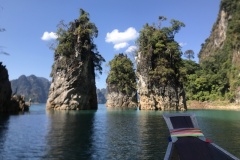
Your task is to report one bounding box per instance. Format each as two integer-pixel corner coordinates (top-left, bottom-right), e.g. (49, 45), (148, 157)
(170, 128), (204, 137)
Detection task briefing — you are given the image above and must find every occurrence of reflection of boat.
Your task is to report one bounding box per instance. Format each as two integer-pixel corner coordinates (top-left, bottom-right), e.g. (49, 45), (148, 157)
(163, 113), (239, 160)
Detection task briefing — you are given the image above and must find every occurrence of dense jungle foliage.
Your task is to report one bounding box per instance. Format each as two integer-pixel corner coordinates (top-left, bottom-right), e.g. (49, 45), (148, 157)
(189, 0), (240, 101)
(107, 54), (136, 95)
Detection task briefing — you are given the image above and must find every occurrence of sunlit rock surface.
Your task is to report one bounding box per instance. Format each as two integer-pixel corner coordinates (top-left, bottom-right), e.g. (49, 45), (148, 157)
(136, 52), (187, 111)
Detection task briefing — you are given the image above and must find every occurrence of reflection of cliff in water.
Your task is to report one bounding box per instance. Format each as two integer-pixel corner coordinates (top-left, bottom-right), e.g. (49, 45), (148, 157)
(102, 109), (169, 159)
(137, 111), (169, 159)
(0, 114), (9, 156)
(44, 110), (96, 159)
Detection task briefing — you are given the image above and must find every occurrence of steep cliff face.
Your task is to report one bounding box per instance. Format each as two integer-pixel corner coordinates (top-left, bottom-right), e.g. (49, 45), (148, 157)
(136, 20), (187, 111)
(46, 9), (104, 110)
(198, 0), (240, 101)
(106, 54), (138, 108)
(136, 52), (186, 111)
(198, 9), (229, 62)
(47, 53), (97, 110)
(106, 84), (137, 108)
(0, 62), (12, 112)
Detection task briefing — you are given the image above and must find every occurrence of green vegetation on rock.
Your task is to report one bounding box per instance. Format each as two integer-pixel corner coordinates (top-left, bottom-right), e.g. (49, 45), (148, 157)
(107, 53), (136, 95)
(136, 17), (185, 86)
(186, 0), (240, 102)
(53, 9), (105, 75)
(134, 17), (187, 110)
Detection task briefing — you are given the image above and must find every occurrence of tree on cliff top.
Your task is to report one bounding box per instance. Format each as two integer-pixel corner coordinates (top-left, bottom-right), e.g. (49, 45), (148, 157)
(184, 50), (194, 60)
(136, 17), (185, 85)
(54, 9), (105, 74)
(107, 53), (137, 95)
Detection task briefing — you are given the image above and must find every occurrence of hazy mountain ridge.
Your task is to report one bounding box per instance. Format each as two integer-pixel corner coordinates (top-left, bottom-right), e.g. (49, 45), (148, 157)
(11, 75), (51, 103)
(96, 88), (107, 104)
(11, 74), (107, 104)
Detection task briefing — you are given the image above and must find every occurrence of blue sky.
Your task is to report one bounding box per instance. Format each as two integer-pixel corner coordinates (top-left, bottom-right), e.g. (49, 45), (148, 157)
(0, 0), (221, 89)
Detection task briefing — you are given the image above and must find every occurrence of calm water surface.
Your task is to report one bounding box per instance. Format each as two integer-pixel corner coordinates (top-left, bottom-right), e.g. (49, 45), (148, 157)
(0, 104), (239, 159)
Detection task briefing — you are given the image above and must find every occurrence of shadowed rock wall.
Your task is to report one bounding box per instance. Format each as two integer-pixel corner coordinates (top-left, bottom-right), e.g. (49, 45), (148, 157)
(0, 62), (29, 112)
(0, 62), (12, 112)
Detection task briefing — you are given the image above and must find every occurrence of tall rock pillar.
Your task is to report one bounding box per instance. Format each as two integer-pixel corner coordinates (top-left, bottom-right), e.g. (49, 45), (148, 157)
(136, 20), (187, 111)
(106, 54), (138, 108)
(46, 9), (104, 110)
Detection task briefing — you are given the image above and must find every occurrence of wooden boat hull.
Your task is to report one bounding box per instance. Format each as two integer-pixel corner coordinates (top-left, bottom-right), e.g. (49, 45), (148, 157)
(163, 113), (239, 160)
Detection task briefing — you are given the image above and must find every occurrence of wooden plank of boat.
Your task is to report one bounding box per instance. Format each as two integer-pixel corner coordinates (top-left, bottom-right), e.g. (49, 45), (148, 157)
(163, 113), (239, 160)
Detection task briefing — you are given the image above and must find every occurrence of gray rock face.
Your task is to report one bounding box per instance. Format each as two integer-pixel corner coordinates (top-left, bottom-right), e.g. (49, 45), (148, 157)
(46, 53), (97, 110)
(0, 62), (12, 112)
(199, 10), (228, 63)
(136, 52), (186, 111)
(106, 84), (137, 108)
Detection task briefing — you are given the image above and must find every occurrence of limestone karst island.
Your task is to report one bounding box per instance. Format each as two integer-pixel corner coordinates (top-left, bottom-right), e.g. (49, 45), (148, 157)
(2, 1), (240, 112)
(1, 1), (240, 159)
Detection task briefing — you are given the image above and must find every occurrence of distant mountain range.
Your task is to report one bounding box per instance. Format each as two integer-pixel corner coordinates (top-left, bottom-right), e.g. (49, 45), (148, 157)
(97, 88), (107, 104)
(11, 75), (107, 104)
(11, 75), (51, 103)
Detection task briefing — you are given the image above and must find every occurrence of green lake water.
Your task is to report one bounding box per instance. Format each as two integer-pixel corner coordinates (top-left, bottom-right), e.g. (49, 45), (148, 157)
(0, 104), (239, 159)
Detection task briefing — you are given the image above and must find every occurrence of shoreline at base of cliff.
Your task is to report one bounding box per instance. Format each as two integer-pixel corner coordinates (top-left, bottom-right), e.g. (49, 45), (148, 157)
(187, 100), (240, 110)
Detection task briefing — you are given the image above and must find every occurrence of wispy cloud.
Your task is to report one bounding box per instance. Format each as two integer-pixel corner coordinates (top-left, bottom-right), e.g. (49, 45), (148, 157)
(105, 27), (139, 50)
(114, 42), (129, 50)
(125, 45), (137, 54)
(41, 31), (58, 41)
(179, 42), (187, 47)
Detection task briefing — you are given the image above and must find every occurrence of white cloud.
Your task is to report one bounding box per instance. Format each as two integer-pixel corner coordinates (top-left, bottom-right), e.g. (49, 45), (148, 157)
(41, 31), (58, 41)
(179, 42), (187, 47)
(105, 27), (139, 50)
(114, 42), (129, 50)
(125, 45), (137, 53)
